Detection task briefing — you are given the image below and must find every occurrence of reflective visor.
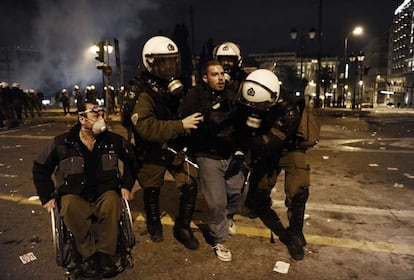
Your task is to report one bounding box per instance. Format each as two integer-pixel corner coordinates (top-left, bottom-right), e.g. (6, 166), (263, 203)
(150, 54), (182, 79)
(218, 55), (237, 69)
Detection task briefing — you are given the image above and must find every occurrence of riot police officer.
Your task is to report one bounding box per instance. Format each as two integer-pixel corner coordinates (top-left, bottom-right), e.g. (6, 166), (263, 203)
(235, 69), (309, 261)
(213, 41), (248, 93)
(74, 85), (84, 113)
(125, 35), (203, 250)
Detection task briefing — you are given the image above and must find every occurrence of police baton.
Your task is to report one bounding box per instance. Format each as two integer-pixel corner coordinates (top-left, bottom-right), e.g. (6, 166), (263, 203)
(166, 146), (199, 169)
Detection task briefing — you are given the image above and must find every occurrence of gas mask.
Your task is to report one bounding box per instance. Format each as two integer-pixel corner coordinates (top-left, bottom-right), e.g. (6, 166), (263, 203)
(217, 56), (237, 83)
(146, 76), (184, 96)
(167, 78), (184, 96)
(243, 104), (268, 129)
(246, 112), (263, 129)
(223, 70), (232, 84)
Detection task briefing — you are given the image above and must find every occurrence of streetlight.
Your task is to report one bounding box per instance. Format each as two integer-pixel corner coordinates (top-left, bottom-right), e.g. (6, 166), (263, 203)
(344, 26), (363, 80)
(290, 27), (316, 80)
(343, 26), (363, 108)
(349, 51), (365, 110)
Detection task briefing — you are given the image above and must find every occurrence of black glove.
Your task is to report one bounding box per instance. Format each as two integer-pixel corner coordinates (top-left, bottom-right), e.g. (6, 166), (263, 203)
(224, 152), (245, 180)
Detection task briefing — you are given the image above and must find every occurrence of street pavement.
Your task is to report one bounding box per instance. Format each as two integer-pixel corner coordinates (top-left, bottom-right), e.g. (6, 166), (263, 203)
(0, 105), (413, 279)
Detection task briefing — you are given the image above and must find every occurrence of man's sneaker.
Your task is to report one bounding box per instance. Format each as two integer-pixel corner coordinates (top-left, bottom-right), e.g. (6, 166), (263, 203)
(228, 219), (237, 236)
(213, 243), (232, 262)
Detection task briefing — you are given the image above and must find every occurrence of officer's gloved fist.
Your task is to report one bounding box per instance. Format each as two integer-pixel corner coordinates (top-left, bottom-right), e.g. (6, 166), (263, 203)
(224, 151), (245, 180)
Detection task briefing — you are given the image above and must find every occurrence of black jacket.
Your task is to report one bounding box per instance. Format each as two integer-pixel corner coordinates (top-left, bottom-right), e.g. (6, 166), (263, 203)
(178, 84), (238, 159)
(32, 123), (138, 205)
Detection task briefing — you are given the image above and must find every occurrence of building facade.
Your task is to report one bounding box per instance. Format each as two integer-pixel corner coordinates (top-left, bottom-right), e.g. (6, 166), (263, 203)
(246, 52), (339, 107)
(387, 0), (414, 107)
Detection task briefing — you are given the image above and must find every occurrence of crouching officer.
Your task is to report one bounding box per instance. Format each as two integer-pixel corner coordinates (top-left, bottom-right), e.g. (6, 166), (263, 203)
(125, 35), (203, 250)
(32, 101), (139, 278)
(234, 69), (309, 260)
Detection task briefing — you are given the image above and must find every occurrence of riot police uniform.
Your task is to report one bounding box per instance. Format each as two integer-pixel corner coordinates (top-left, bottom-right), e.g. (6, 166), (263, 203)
(235, 69), (309, 260)
(126, 36), (201, 250)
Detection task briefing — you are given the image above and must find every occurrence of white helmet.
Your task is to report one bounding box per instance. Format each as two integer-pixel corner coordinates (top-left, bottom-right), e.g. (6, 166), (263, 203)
(213, 42), (242, 68)
(142, 36), (181, 80)
(74, 85), (80, 90)
(240, 69), (280, 111)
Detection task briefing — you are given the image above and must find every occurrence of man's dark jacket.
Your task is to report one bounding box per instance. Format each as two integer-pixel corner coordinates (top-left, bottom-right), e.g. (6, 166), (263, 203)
(32, 123), (138, 205)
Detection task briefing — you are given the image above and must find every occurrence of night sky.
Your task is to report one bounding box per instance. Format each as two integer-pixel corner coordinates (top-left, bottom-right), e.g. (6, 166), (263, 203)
(0, 0), (403, 92)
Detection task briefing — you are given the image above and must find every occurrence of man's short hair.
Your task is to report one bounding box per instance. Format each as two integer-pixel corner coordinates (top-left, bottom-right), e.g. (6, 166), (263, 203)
(202, 60), (222, 76)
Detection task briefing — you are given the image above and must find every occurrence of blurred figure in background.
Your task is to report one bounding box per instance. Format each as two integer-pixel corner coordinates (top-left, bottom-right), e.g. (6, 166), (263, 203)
(74, 85), (84, 113)
(60, 88), (71, 115)
(11, 82), (25, 119)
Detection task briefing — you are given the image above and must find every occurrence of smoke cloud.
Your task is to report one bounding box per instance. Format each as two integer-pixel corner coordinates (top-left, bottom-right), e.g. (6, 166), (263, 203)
(22, 0), (157, 96)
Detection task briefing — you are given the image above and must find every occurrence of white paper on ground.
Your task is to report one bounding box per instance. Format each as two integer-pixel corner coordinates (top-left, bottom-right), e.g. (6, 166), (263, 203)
(19, 252), (37, 264)
(273, 260), (290, 274)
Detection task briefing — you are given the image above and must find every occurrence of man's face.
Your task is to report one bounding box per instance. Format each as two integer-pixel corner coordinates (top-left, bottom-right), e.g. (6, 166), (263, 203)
(79, 103), (105, 129)
(203, 64), (225, 92)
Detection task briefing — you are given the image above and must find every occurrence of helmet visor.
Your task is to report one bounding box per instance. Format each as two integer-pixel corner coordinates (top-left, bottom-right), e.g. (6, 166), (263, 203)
(217, 55), (237, 70)
(238, 98), (276, 112)
(237, 81), (277, 112)
(150, 53), (182, 80)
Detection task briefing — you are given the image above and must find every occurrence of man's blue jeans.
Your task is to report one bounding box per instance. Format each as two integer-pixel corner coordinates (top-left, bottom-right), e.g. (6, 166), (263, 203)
(196, 156), (247, 244)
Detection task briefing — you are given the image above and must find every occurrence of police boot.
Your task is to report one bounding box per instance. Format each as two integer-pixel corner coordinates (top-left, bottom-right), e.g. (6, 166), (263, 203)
(143, 187), (163, 242)
(260, 206), (289, 241)
(173, 183), (199, 250)
(288, 187), (309, 245)
(283, 187), (310, 260)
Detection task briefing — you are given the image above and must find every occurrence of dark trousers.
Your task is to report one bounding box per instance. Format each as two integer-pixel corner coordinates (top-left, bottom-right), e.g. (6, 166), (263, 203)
(60, 190), (122, 259)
